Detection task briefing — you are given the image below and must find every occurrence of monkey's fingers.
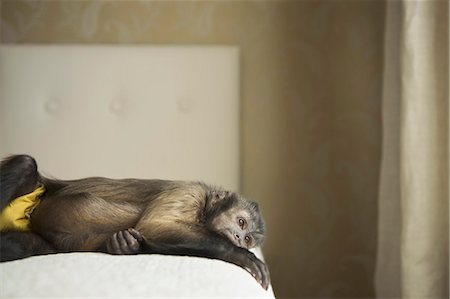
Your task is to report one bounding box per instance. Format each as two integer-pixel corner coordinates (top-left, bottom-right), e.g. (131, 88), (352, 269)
(122, 229), (141, 252)
(245, 252), (270, 290)
(116, 231), (132, 254)
(106, 232), (122, 255)
(257, 259), (270, 290)
(127, 228), (144, 243)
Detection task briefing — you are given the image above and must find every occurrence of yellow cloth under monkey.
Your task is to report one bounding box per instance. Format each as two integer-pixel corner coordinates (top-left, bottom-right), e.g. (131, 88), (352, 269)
(0, 185), (45, 232)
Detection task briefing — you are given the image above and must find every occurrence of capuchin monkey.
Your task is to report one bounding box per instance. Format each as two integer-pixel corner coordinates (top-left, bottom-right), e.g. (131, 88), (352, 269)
(0, 155), (269, 289)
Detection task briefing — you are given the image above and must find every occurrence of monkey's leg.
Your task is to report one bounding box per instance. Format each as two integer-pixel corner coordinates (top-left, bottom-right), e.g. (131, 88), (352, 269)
(0, 231), (55, 262)
(141, 228), (270, 289)
(106, 228), (144, 255)
(0, 155), (39, 211)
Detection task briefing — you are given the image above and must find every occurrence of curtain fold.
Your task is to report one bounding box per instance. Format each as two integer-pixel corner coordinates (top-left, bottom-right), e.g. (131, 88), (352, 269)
(376, 1), (449, 298)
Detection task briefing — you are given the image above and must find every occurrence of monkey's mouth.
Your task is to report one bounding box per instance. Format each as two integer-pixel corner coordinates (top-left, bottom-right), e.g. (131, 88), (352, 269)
(225, 230), (245, 248)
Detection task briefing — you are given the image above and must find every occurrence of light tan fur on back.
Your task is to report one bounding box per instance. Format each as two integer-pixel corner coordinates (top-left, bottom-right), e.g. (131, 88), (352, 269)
(135, 182), (207, 238)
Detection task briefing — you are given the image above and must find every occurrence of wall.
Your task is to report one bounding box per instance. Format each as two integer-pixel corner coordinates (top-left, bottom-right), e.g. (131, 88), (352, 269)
(1, 1), (385, 297)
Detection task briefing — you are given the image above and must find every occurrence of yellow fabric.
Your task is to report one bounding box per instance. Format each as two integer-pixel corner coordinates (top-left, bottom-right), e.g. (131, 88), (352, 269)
(0, 185), (45, 232)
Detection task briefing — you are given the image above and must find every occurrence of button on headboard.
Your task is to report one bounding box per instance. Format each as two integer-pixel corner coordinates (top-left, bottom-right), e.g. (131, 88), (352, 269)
(0, 45), (240, 191)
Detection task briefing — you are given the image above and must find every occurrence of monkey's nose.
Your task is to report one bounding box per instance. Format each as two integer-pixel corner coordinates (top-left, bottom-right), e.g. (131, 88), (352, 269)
(234, 234), (240, 240)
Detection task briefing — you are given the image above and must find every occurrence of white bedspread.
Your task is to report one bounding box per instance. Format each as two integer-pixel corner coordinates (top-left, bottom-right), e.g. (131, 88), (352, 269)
(0, 252), (275, 298)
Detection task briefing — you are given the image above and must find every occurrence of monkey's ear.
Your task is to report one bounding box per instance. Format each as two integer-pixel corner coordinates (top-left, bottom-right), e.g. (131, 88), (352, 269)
(204, 189), (234, 219)
(207, 189), (230, 207)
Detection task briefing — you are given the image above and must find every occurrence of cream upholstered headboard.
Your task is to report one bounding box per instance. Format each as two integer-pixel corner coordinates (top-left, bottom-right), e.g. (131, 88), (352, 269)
(0, 45), (240, 191)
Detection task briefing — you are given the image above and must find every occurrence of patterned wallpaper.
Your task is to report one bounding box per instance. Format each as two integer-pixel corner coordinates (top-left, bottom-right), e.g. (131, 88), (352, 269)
(1, 1), (385, 297)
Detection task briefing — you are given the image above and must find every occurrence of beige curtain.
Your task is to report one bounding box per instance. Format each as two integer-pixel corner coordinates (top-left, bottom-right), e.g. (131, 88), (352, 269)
(376, 0), (449, 298)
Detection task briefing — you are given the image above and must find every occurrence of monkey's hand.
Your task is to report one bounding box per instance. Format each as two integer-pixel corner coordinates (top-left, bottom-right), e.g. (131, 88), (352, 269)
(232, 248), (270, 290)
(106, 228), (144, 255)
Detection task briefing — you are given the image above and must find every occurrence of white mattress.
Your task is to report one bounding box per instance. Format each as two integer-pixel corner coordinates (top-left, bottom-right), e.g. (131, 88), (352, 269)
(0, 252), (275, 298)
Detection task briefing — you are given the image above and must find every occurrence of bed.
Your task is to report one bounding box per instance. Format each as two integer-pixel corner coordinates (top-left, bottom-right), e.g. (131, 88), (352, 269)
(0, 45), (275, 298)
(1, 251), (273, 298)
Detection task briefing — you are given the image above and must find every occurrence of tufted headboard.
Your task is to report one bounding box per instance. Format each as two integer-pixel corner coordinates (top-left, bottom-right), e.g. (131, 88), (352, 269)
(0, 45), (240, 191)
(0, 45), (275, 298)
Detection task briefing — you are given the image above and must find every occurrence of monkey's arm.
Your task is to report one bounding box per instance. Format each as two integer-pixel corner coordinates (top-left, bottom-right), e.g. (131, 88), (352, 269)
(137, 225), (270, 290)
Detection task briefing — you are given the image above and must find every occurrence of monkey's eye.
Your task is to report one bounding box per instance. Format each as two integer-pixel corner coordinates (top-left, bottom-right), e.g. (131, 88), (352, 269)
(238, 218), (246, 229)
(244, 236), (251, 243)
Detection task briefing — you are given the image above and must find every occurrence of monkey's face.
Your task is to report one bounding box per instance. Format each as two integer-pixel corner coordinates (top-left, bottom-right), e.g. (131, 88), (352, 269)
(210, 205), (264, 249)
